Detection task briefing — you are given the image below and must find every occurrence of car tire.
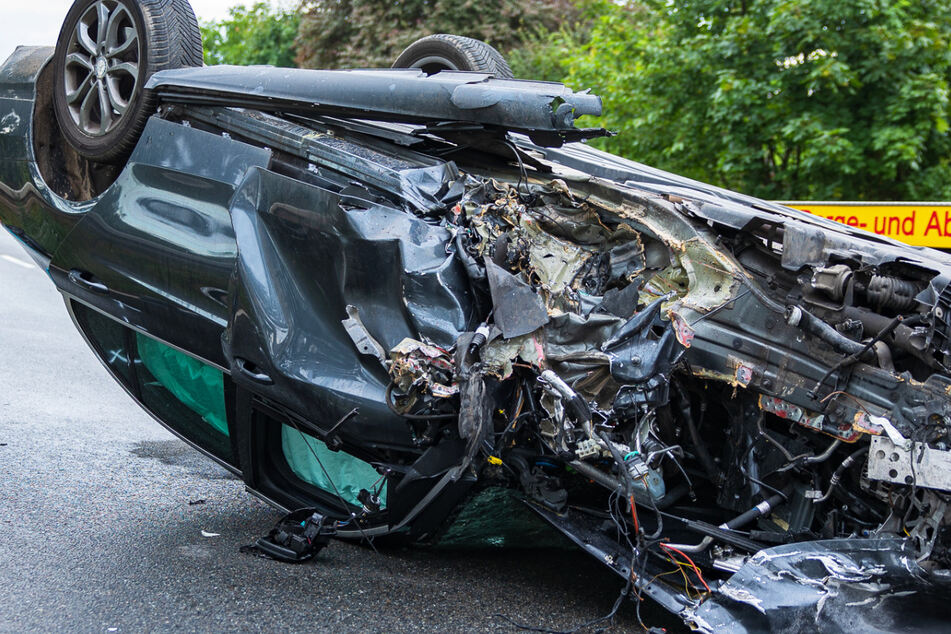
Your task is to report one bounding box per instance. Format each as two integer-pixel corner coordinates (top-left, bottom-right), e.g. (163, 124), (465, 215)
(52, 0), (203, 164)
(392, 34), (514, 79)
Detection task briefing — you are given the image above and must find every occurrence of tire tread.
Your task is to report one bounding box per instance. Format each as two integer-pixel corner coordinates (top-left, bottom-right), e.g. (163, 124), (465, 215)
(393, 34), (514, 79)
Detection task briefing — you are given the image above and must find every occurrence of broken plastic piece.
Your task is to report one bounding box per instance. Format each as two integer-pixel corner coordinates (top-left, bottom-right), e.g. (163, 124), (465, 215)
(484, 259), (549, 338)
(602, 296), (684, 385)
(247, 508), (336, 563)
(575, 439), (600, 461)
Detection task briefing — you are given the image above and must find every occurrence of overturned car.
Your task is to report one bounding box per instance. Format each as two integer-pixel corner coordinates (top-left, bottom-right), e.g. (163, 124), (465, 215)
(2, 0), (951, 630)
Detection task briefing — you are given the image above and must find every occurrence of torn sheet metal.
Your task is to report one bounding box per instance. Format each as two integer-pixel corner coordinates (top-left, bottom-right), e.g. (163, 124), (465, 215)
(522, 218), (591, 296)
(389, 338), (457, 399)
(688, 539), (951, 633)
(481, 332), (544, 380)
(669, 310), (695, 347)
(602, 296), (685, 384)
(225, 166), (473, 446)
(668, 238), (738, 313)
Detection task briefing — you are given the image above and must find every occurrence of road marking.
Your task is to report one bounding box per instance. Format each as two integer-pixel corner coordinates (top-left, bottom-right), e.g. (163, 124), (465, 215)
(1, 254), (32, 269)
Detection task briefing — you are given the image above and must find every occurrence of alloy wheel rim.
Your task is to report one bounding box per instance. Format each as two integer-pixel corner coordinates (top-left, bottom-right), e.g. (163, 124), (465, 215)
(63, 0), (140, 137)
(411, 55), (458, 75)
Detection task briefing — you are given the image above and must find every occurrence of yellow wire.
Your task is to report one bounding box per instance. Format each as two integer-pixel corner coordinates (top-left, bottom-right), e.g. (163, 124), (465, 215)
(676, 564), (694, 600)
(510, 395), (525, 430)
(665, 555), (695, 599)
(668, 558), (693, 567)
(636, 568), (693, 632)
(665, 551), (712, 595)
(645, 569), (684, 586)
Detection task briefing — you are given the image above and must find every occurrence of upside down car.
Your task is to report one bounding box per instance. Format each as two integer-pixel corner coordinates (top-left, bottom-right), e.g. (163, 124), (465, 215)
(3, 0), (951, 631)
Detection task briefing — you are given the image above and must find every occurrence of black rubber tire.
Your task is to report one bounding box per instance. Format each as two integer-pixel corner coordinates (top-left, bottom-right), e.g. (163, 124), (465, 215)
(392, 34), (514, 79)
(52, 0), (203, 164)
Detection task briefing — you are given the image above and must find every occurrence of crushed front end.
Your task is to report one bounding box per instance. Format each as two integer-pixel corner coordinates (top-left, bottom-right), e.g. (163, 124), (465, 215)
(377, 141), (951, 629)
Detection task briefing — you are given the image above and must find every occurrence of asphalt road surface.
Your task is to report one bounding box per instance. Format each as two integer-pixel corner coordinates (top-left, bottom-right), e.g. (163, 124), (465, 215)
(0, 228), (684, 633)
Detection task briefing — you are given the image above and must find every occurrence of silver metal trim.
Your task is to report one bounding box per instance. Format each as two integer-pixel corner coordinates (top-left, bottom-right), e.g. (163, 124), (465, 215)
(64, 292), (230, 373)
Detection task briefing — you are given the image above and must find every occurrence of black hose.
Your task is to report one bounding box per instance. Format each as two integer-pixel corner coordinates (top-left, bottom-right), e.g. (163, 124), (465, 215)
(453, 231), (485, 282)
(811, 314), (923, 397)
(664, 490), (787, 552)
(813, 445), (869, 503)
(842, 307), (927, 359)
(677, 391), (719, 483)
(724, 492), (787, 529)
(652, 482), (690, 511)
(788, 305), (868, 357)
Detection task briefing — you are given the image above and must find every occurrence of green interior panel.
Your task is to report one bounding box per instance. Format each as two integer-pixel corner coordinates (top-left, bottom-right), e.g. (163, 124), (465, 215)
(281, 424), (386, 508)
(135, 333), (229, 436)
(435, 487), (569, 549)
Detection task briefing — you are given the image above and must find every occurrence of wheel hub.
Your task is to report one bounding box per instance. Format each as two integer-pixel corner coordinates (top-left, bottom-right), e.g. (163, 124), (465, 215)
(62, 0), (141, 136)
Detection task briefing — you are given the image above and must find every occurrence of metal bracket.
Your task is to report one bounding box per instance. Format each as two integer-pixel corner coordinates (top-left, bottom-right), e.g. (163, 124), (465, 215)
(867, 435), (951, 492)
(341, 304), (387, 364)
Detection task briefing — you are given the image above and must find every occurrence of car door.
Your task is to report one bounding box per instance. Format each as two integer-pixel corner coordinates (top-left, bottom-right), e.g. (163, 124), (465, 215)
(47, 116), (271, 367)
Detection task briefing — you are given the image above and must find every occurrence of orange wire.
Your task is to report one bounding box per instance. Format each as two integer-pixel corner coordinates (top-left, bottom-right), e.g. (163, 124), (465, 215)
(659, 551), (695, 600)
(629, 495), (640, 534)
(660, 543), (711, 593)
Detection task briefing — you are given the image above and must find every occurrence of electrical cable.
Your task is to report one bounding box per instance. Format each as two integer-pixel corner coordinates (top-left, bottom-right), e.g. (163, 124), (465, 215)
(503, 141), (533, 203)
(632, 541), (653, 631)
(629, 495), (640, 535)
(286, 418), (388, 567)
(659, 553), (695, 600)
(385, 382), (458, 420)
(659, 543), (710, 593)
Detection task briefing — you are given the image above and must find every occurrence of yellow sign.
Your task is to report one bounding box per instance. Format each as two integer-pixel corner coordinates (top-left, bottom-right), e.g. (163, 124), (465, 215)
(780, 202), (951, 249)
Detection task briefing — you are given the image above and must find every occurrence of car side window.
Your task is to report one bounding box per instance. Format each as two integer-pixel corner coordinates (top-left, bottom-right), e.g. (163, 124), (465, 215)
(71, 301), (235, 466)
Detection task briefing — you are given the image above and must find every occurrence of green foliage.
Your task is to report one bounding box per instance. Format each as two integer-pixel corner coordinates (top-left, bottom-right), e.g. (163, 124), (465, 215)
(295, 0), (579, 70)
(506, 15), (593, 82)
(201, 2), (301, 67)
(200, 0), (951, 200)
(560, 0), (951, 200)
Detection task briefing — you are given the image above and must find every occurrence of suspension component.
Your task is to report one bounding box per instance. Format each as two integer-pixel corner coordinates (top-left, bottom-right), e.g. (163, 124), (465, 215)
(866, 275), (918, 311)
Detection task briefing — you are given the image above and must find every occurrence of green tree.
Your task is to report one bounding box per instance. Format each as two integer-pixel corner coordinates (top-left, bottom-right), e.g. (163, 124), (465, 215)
(201, 2), (301, 67)
(295, 0), (579, 70)
(562, 0), (951, 201)
(506, 13), (593, 82)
